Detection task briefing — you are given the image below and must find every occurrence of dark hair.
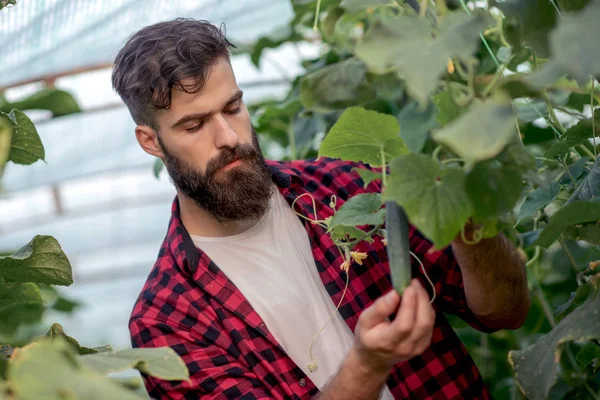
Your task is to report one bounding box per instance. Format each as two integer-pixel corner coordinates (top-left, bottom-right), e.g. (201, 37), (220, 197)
(112, 18), (235, 129)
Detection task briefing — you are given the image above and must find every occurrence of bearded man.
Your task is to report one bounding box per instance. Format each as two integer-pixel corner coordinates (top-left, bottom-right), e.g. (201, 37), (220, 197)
(112, 18), (530, 400)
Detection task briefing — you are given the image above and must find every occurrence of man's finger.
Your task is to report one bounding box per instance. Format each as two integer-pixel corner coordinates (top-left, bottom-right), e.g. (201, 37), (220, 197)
(390, 284), (417, 339)
(358, 289), (400, 330)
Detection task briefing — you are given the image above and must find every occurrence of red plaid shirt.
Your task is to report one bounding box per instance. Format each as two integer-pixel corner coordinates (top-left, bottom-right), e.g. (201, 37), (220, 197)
(130, 158), (494, 399)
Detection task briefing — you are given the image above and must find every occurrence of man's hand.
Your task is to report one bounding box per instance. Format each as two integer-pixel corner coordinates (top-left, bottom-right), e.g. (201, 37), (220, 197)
(317, 279), (435, 400)
(353, 279), (436, 372)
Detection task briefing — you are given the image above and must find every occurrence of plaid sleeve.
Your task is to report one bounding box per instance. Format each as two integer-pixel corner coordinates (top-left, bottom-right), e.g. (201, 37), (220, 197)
(129, 316), (274, 400)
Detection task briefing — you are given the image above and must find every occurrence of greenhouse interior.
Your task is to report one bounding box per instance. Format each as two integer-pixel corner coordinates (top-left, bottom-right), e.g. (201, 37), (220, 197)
(0, 0), (317, 349)
(2, 0), (600, 399)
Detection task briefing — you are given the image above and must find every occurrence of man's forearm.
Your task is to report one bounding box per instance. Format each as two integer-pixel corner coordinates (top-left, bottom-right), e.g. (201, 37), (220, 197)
(451, 233), (530, 330)
(316, 347), (391, 400)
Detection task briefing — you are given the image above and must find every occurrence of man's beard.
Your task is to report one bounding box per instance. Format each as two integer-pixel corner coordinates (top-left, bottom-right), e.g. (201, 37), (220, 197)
(158, 128), (274, 223)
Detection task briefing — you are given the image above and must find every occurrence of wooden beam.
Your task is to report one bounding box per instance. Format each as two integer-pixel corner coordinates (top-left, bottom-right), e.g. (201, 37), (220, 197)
(0, 63), (113, 92)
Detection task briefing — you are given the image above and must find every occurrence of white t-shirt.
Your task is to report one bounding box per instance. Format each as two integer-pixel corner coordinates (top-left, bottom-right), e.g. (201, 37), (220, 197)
(191, 189), (394, 399)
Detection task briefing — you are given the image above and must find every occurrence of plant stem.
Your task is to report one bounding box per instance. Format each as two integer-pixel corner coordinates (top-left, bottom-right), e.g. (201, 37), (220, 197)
(313, 0), (322, 30)
(579, 144), (596, 159)
(558, 237), (581, 274)
(435, 0), (448, 17)
(419, 0), (429, 18)
(482, 65), (506, 97)
(380, 148), (388, 188)
(432, 145), (443, 162)
(584, 383), (600, 400)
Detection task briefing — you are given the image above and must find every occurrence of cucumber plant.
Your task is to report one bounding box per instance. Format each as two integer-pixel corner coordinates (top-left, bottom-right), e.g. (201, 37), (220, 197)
(249, 0), (600, 398)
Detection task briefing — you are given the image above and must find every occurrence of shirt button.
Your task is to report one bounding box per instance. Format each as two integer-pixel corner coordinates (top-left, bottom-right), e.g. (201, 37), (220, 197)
(299, 379), (306, 387)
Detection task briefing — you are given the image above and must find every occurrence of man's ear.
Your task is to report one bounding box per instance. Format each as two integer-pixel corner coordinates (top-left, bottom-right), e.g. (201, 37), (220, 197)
(135, 125), (165, 159)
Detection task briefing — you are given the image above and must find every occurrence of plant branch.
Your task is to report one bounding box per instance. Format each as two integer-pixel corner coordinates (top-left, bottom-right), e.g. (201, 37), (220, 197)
(558, 237), (581, 274)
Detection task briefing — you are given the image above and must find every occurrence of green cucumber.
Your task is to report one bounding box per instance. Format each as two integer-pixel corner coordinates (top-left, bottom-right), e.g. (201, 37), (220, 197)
(385, 201), (412, 294)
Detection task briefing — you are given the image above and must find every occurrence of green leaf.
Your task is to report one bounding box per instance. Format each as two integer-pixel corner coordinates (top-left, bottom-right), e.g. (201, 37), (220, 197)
(550, 0), (600, 83)
(567, 157), (600, 202)
(432, 90), (463, 127)
(328, 194), (384, 229)
(563, 222), (600, 245)
(319, 106), (407, 166)
(508, 289), (600, 400)
(0, 113), (12, 176)
(248, 25), (300, 67)
(560, 156), (589, 185)
(321, 6), (345, 39)
(466, 162), (524, 220)
(6, 89), (81, 118)
(397, 101), (438, 153)
(533, 201), (600, 248)
(353, 167), (381, 188)
(301, 58), (376, 112)
(493, 0), (558, 57)
(329, 225), (368, 244)
(153, 158), (164, 179)
(356, 12), (492, 103)
(545, 113), (600, 158)
(576, 342), (600, 367)
(432, 99), (517, 164)
(80, 347), (189, 381)
(385, 154), (472, 248)
(554, 284), (591, 322)
(46, 323), (110, 356)
(518, 181), (560, 221)
(0, 281), (44, 336)
(0, 235), (73, 286)
(6, 109), (44, 165)
(8, 338), (145, 400)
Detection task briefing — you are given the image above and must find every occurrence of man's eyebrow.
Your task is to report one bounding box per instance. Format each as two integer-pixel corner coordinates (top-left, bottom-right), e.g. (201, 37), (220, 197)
(170, 90), (244, 130)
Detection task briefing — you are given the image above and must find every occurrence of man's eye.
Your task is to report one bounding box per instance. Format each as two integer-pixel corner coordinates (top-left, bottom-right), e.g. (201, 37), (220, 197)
(226, 107), (241, 114)
(185, 122), (204, 132)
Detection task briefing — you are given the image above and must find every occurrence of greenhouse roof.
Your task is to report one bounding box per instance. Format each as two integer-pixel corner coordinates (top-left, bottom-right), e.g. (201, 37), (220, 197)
(0, 0), (294, 88)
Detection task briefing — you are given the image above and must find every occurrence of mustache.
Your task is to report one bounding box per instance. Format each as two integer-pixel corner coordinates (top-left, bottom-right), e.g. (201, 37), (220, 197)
(205, 143), (261, 178)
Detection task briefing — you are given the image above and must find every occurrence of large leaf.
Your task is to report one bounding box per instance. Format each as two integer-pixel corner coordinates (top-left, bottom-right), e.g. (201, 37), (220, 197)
(8, 338), (144, 400)
(80, 348), (189, 381)
(466, 162), (524, 219)
(6, 109), (44, 165)
(300, 58), (376, 112)
(319, 107), (407, 166)
(6, 89), (81, 118)
(518, 181), (560, 221)
(550, 1), (600, 83)
(432, 99), (517, 164)
(46, 323), (111, 355)
(563, 223), (600, 245)
(397, 101), (438, 153)
(385, 154), (472, 248)
(533, 201), (600, 248)
(0, 280), (44, 336)
(0, 235), (73, 286)
(328, 193), (385, 229)
(508, 289), (600, 400)
(493, 0), (558, 57)
(357, 12), (492, 103)
(567, 157), (600, 202)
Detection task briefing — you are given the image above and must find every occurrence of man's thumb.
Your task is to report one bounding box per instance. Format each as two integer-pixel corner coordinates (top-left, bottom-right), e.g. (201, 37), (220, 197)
(358, 289), (400, 329)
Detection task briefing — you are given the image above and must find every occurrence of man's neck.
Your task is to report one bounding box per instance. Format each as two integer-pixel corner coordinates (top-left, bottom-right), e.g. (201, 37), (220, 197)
(177, 191), (260, 238)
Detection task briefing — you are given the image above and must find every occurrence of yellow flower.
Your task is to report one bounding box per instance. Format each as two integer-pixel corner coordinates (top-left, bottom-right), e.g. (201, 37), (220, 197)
(340, 260), (350, 272)
(350, 251), (368, 266)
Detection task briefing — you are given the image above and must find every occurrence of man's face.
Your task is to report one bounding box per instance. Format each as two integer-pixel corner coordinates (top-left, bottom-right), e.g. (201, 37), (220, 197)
(154, 57), (273, 223)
